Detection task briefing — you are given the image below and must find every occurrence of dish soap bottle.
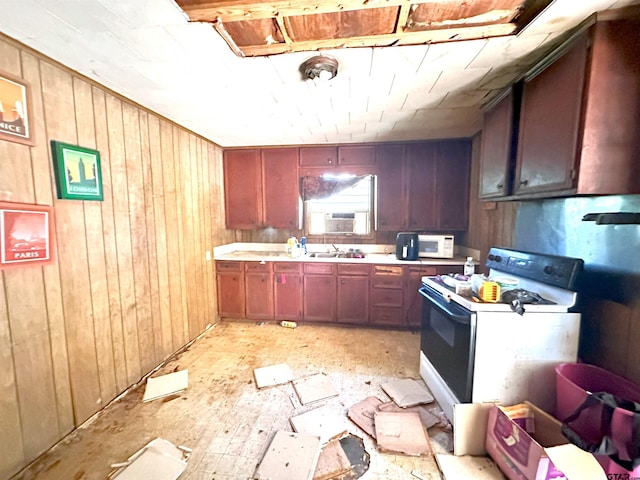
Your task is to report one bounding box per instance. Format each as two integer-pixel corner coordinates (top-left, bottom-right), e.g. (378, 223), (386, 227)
(464, 257), (475, 276)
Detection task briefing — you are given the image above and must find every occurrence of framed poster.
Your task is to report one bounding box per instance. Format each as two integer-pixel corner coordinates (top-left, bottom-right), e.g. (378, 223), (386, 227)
(0, 202), (55, 269)
(51, 140), (104, 201)
(0, 70), (33, 145)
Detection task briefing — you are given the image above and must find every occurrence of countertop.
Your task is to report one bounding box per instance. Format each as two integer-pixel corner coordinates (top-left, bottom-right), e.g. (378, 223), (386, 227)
(213, 243), (469, 266)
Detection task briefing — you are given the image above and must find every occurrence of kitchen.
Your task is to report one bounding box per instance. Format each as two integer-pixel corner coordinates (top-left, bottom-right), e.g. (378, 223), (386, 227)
(1, 0), (639, 479)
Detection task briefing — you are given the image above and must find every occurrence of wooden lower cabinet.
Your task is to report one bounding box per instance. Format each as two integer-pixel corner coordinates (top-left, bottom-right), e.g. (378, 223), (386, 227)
(303, 263), (337, 322)
(216, 261), (245, 317)
(405, 266), (437, 328)
(274, 262), (303, 320)
(245, 262), (274, 319)
(337, 264), (370, 325)
(370, 265), (404, 327)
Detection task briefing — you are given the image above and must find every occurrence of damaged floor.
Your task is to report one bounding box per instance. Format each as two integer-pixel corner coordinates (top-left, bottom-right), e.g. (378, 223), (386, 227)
(12, 320), (453, 480)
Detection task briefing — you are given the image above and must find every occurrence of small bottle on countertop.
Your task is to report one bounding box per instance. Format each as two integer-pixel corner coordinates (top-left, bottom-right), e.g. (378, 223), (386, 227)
(464, 257), (475, 276)
(300, 236), (307, 254)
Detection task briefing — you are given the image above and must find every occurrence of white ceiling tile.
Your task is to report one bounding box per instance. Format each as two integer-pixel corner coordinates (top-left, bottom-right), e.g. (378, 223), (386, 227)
(421, 39), (488, 70)
(370, 44), (429, 76)
(469, 34), (550, 69)
(430, 68), (492, 93)
(440, 89), (492, 108)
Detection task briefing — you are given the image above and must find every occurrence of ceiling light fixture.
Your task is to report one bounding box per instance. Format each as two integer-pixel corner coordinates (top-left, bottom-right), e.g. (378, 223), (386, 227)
(300, 55), (339, 82)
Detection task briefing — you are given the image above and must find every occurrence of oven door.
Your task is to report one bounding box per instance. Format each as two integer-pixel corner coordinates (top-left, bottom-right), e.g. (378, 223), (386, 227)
(419, 284), (476, 403)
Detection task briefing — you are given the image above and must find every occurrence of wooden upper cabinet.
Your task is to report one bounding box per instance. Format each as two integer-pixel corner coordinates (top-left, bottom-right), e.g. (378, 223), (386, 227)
(299, 146), (337, 166)
(480, 88), (517, 199)
(375, 144), (406, 231)
(224, 149), (263, 229)
(338, 145), (376, 166)
(224, 147), (300, 229)
(262, 148), (300, 229)
(435, 140), (470, 231)
(406, 142), (437, 230)
(515, 33), (588, 196)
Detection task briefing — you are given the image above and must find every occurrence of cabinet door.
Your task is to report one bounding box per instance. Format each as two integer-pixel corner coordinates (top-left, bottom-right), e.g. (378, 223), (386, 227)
(274, 272), (302, 320)
(515, 33), (588, 195)
(375, 144), (406, 231)
(405, 267), (437, 328)
(406, 143), (437, 230)
(216, 272), (245, 317)
(337, 275), (369, 324)
(338, 145), (376, 166)
(262, 148), (300, 229)
(299, 146), (338, 166)
(480, 90), (515, 198)
(245, 270), (274, 319)
(224, 149), (263, 228)
(435, 140), (471, 231)
(303, 275), (336, 322)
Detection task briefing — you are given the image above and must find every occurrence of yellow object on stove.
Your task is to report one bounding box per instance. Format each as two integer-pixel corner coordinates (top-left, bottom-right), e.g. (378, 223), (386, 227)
(479, 281), (501, 303)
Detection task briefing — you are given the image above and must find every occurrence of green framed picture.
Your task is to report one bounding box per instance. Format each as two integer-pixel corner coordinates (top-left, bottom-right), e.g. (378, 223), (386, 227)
(51, 140), (103, 201)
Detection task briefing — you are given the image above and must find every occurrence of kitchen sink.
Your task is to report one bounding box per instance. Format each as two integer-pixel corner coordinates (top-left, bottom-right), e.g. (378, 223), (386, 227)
(307, 252), (343, 258)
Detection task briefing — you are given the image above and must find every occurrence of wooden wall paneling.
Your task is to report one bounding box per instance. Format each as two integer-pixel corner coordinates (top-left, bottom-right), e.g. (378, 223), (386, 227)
(73, 77), (117, 407)
(139, 111), (164, 365)
(201, 139), (214, 326)
(0, 276), (25, 479)
(21, 51), (74, 437)
(92, 88), (127, 393)
(40, 61), (102, 426)
(105, 95), (142, 386)
(174, 128), (189, 344)
(148, 116), (173, 358)
(122, 103), (154, 375)
(183, 133), (198, 339)
(161, 121), (185, 350)
(194, 137), (206, 332)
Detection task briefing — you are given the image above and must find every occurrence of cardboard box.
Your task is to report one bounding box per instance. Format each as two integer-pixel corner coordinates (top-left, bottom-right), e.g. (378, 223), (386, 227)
(484, 402), (606, 480)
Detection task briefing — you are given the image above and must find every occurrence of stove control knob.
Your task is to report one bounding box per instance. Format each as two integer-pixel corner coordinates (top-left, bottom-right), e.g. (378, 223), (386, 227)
(495, 255), (502, 263)
(488, 254), (495, 261)
(544, 265), (555, 275)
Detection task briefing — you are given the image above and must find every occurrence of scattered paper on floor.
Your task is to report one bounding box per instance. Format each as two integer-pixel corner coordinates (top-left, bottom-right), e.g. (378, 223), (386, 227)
(254, 430), (322, 480)
(435, 454), (506, 480)
(381, 378), (434, 408)
(143, 370), (189, 402)
(109, 438), (189, 480)
(290, 405), (347, 444)
(293, 373), (339, 404)
(254, 363), (294, 388)
(374, 411), (432, 456)
(347, 396), (384, 438)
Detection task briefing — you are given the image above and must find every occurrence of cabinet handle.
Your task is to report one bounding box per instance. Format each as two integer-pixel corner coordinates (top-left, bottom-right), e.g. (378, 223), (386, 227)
(520, 179), (529, 186)
(497, 182), (504, 189)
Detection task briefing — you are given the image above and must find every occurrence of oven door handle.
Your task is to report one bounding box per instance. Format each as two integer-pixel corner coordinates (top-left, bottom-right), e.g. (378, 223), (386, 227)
(419, 286), (471, 325)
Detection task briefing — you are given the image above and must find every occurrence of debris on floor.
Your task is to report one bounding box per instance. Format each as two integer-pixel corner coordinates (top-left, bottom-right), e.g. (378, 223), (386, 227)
(374, 410), (432, 456)
(290, 405), (348, 444)
(338, 434), (371, 479)
(142, 370), (189, 402)
(378, 401), (445, 430)
(253, 363), (294, 388)
(347, 396), (384, 438)
(313, 438), (352, 480)
(435, 454), (506, 480)
(381, 378), (435, 407)
(108, 438), (190, 479)
(254, 430), (322, 480)
(293, 372), (339, 404)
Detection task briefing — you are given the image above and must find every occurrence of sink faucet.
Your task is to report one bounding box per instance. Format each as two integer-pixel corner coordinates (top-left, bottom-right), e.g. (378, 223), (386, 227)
(331, 243), (340, 252)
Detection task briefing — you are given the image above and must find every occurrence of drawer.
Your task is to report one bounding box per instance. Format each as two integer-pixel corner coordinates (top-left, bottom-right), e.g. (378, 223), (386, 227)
(372, 275), (404, 289)
(216, 261), (242, 272)
(407, 266), (438, 276)
(273, 262), (302, 273)
(372, 265), (404, 276)
(304, 263), (337, 275)
(370, 307), (404, 326)
(245, 262), (271, 272)
(338, 263), (370, 276)
(370, 288), (403, 307)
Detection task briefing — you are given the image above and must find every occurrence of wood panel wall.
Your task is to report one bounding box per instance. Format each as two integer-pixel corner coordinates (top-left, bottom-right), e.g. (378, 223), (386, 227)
(0, 34), (232, 480)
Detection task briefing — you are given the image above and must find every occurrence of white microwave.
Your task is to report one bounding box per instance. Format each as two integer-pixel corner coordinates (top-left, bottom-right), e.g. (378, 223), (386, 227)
(418, 234), (454, 258)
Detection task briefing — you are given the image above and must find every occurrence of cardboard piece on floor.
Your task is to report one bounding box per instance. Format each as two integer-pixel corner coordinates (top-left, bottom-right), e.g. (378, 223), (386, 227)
(378, 401), (443, 430)
(254, 363), (294, 388)
(374, 411), (432, 456)
(293, 373), (339, 404)
(347, 396), (383, 438)
(435, 454), (506, 480)
(544, 443), (608, 480)
(143, 370), (189, 402)
(313, 438), (351, 480)
(109, 438), (189, 480)
(453, 402), (494, 456)
(381, 378), (434, 407)
(291, 405), (348, 444)
(254, 430), (322, 480)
